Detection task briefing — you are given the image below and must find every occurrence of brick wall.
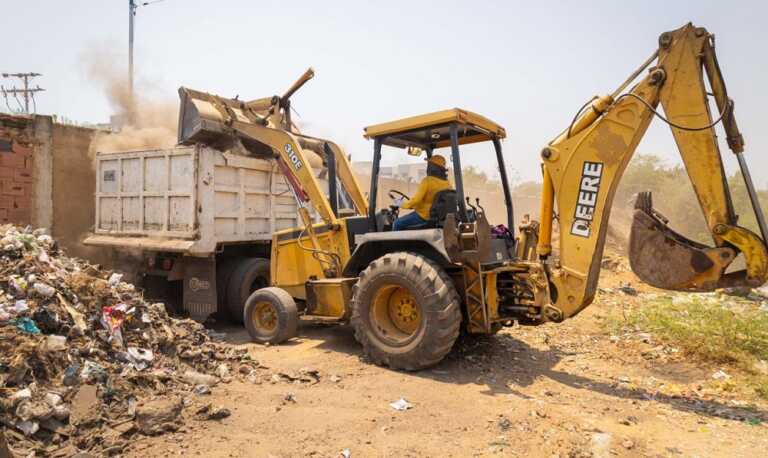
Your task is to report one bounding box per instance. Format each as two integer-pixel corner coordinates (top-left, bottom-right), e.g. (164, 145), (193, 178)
(0, 114), (105, 263)
(0, 115), (35, 225)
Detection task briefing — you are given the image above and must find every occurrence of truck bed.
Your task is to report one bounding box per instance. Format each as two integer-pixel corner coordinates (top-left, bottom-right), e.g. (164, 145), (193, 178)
(86, 145), (300, 255)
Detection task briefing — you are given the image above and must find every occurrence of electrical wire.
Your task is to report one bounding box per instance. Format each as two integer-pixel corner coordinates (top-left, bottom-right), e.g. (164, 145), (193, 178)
(616, 92), (732, 131)
(12, 92), (23, 113)
(1, 87), (12, 113)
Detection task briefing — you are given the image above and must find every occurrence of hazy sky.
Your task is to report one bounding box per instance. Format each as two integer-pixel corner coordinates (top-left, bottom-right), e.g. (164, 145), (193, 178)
(3, 0), (768, 185)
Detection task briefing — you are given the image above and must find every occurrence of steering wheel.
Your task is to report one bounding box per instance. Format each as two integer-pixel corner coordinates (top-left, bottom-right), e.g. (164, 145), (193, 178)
(388, 189), (410, 201)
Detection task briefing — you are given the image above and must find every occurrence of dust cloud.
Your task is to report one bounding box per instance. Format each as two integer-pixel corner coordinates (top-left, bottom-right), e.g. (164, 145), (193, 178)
(81, 47), (177, 154)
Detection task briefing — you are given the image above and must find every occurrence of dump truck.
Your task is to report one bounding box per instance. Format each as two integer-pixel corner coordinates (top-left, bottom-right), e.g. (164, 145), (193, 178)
(83, 143), (302, 320)
(83, 69), (348, 321)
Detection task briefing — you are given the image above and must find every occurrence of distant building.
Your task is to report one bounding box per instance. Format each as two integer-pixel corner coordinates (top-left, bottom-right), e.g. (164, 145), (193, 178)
(352, 161), (449, 183)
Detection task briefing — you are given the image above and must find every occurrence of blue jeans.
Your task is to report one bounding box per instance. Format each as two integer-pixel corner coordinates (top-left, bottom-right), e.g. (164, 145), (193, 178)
(393, 211), (427, 231)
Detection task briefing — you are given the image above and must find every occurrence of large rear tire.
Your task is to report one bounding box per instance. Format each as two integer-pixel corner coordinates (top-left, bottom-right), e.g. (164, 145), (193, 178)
(350, 252), (461, 370)
(244, 287), (298, 344)
(226, 258), (270, 323)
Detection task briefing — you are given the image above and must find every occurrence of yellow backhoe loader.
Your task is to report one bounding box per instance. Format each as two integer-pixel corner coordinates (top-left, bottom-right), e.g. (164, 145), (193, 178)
(178, 23), (768, 370)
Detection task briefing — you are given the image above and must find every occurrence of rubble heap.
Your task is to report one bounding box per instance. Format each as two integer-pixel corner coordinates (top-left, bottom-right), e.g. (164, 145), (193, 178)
(0, 225), (257, 456)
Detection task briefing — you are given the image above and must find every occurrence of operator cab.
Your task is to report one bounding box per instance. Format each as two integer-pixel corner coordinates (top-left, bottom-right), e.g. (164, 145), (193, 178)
(363, 108), (514, 236)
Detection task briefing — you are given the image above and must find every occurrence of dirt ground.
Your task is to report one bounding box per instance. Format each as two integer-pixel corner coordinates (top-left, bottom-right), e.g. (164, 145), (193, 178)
(124, 274), (768, 458)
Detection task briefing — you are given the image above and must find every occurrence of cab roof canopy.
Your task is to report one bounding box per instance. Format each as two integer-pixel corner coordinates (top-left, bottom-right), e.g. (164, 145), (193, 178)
(363, 108), (507, 150)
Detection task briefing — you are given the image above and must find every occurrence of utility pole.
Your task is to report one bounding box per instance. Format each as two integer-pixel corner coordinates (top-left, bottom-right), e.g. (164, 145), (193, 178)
(1, 73), (45, 114)
(129, 0), (137, 119)
(127, 0), (164, 121)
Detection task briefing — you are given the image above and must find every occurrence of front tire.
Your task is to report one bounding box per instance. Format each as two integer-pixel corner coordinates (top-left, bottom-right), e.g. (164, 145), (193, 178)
(244, 287), (298, 344)
(350, 252), (461, 370)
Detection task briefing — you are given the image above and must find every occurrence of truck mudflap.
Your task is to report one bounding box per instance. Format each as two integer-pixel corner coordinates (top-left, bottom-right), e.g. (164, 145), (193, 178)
(182, 257), (218, 320)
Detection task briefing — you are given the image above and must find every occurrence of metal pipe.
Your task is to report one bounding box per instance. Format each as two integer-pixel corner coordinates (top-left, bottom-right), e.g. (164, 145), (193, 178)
(369, 138), (383, 230)
(610, 50), (659, 100)
(281, 68), (315, 101)
(736, 152), (768, 243)
(449, 125), (469, 222)
(324, 142), (338, 218)
(492, 137), (514, 234)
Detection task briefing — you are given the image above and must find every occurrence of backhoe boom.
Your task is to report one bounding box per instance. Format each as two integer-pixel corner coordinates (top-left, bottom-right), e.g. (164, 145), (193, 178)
(537, 23), (768, 321)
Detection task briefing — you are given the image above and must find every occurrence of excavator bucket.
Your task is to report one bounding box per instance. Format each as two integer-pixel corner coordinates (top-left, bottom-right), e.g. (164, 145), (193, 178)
(628, 192), (736, 291)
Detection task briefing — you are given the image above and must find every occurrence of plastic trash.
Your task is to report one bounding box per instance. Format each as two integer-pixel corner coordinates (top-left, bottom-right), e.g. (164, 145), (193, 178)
(16, 420), (39, 436)
(51, 404), (70, 421)
(389, 398), (413, 411)
(43, 335), (67, 352)
(9, 276), (28, 297)
(36, 234), (53, 246)
(33, 282), (56, 298)
(12, 317), (40, 334)
(182, 370), (219, 387)
(712, 369), (730, 380)
(193, 384), (212, 395)
(108, 273), (123, 286)
(101, 303), (129, 347)
(127, 347), (154, 370)
(62, 363), (81, 386)
(13, 300), (29, 314)
(10, 388), (32, 405)
(44, 393), (62, 407)
(81, 361), (108, 384)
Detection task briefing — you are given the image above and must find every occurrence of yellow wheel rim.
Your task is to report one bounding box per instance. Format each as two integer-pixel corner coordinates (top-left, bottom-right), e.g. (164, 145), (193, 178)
(252, 301), (278, 333)
(371, 284), (421, 344)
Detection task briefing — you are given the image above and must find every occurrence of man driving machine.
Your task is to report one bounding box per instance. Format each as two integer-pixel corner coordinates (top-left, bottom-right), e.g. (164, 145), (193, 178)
(393, 154), (452, 230)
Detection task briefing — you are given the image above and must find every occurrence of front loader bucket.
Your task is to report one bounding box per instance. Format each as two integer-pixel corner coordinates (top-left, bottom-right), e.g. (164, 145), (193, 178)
(628, 192), (735, 291)
(177, 70), (314, 147)
(177, 87), (276, 146)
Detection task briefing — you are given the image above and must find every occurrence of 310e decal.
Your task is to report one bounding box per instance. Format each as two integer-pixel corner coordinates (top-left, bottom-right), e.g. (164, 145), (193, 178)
(284, 143), (303, 170)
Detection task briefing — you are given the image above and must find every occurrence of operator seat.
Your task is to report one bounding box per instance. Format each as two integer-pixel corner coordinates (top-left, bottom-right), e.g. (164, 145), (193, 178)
(409, 189), (458, 229)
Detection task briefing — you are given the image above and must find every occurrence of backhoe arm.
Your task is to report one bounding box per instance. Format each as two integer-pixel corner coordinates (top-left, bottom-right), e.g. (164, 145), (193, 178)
(536, 23), (768, 322)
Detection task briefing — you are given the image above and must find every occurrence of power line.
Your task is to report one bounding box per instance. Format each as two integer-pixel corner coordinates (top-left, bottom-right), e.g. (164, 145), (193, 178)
(1, 73), (45, 114)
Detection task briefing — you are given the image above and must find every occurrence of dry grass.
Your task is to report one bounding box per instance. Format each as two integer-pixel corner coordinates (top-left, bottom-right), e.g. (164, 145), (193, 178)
(612, 294), (768, 398)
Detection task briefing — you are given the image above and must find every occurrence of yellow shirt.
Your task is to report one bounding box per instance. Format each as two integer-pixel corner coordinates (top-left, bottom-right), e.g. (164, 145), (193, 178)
(401, 176), (451, 219)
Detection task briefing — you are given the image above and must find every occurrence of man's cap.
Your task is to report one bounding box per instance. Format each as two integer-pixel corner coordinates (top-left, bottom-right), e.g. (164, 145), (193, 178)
(426, 154), (447, 169)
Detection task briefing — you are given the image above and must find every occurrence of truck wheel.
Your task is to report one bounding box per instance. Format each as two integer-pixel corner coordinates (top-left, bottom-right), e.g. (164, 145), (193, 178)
(244, 287), (298, 344)
(227, 258), (270, 323)
(216, 257), (240, 317)
(350, 252), (461, 370)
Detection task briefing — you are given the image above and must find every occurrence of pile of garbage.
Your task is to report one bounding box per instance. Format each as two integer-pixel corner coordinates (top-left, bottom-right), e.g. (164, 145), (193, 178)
(0, 226), (257, 456)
